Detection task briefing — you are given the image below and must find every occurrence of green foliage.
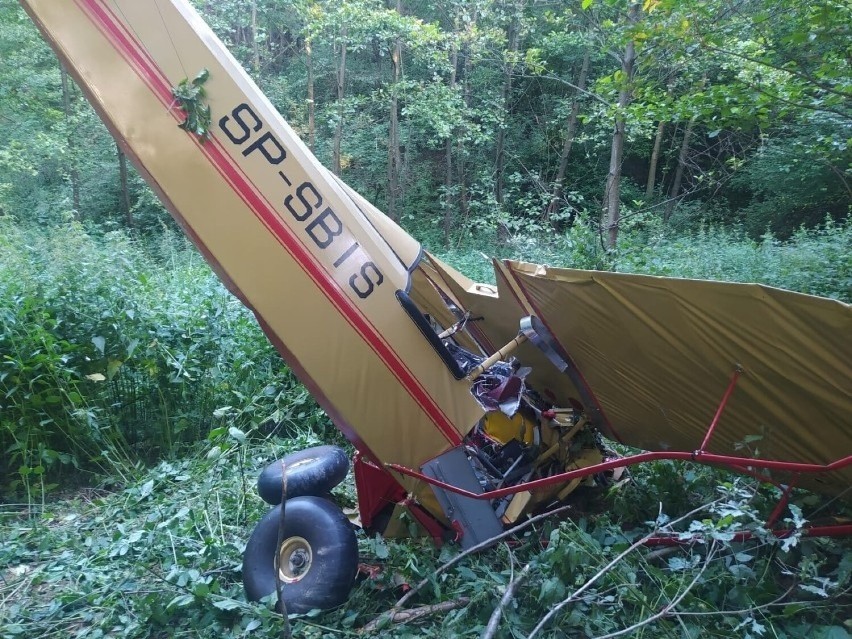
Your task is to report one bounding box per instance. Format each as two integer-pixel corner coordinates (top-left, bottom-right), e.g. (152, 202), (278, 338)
(172, 68), (213, 141)
(0, 221), (331, 504)
(727, 117), (850, 237)
(4, 0), (849, 241)
(613, 217), (852, 302)
(0, 206), (849, 638)
(1, 0), (851, 632)
(2, 447), (848, 638)
(0, 434), (330, 639)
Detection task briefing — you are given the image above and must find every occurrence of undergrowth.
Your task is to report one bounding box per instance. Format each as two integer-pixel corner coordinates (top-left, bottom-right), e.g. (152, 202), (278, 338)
(435, 215), (851, 303)
(0, 220), (332, 505)
(1, 219), (850, 637)
(1, 437), (849, 638)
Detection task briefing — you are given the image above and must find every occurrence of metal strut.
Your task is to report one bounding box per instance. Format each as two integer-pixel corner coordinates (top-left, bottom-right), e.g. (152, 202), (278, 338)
(694, 366), (744, 458)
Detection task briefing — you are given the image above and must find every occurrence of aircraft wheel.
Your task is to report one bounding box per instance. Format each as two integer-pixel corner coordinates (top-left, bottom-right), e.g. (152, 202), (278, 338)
(242, 497), (358, 613)
(257, 445), (349, 505)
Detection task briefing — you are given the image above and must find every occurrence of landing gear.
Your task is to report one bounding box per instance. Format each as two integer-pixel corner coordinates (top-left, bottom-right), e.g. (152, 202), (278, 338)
(256, 445), (350, 505)
(242, 496), (358, 614)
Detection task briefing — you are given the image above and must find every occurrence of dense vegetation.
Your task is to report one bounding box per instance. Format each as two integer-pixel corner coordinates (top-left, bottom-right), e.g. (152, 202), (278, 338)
(0, 0), (850, 636)
(1, 222), (850, 638)
(1, 0), (849, 243)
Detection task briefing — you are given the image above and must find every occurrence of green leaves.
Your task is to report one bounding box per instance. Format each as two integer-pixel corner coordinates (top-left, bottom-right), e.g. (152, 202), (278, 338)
(139, 478), (155, 499)
(92, 335), (106, 355)
(172, 68), (212, 142)
(0, 221), (334, 503)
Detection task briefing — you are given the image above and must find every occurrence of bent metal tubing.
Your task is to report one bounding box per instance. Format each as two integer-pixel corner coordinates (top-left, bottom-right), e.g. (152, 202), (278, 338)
(386, 452), (852, 502)
(644, 524), (852, 547)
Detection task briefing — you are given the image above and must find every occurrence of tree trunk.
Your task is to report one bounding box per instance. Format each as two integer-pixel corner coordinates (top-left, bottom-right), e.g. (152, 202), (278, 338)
(306, 38), (315, 151)
(387, 0), (403, 222)
(645, 120), (665, 200)
(60, 64), (81, 219)
(664, 117), (695, 221)
(250, 0), (260, 73)
(333, 28), (347, 176)
(545, 47), (590, 223)
(495, 3), (522, 244)
(443, 31), (459, 245)
(116, 142), (132, 228)
(457, 24), (475, 227)
(601, 3), (641, 249)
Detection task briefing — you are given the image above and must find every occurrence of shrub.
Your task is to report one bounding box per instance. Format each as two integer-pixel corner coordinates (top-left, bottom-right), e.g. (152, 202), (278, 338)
(0, 221), (328, 501)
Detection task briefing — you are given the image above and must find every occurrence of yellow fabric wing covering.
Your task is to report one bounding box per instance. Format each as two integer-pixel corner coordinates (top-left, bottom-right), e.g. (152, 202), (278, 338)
(505, 262), (852, 495)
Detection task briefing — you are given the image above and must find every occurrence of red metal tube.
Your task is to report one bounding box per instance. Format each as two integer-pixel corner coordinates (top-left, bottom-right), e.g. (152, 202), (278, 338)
(644, 524), (852, 546)
(386, 452), (852, 501)
(765, 478), (798, 528)
(697, 368), (743, 454)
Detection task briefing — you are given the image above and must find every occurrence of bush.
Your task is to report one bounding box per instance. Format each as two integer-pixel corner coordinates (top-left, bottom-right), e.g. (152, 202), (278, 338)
(0, 220), (328, 501)
(3, 214), (848, 503)
(614, 217), (851, 301)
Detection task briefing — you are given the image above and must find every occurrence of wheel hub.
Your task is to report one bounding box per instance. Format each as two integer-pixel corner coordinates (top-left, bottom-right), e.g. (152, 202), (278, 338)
(277, 536), (313, 583)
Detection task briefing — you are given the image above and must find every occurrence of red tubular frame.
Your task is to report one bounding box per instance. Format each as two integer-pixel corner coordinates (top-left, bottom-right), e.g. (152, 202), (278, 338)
(644, 524), (852, 547)
(765, 478), (798, 528)
(387, 452), (852, 501)
(696, 368), (742, 455)
(384, 367), (852, 539)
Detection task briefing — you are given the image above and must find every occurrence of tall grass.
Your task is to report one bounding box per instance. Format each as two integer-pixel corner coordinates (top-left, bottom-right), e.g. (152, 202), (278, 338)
(0, 220), (326, 503)
(614, 217), (852, 301)
(433, 216), (851, 302)
(2, 215), (848, 502)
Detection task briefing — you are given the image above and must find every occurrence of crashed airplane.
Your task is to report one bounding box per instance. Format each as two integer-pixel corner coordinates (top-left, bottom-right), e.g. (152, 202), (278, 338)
(20, 0), (851, 613)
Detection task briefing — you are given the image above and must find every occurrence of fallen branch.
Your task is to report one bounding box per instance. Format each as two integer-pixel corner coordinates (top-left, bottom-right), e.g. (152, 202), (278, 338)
(671, 584), (852, 618)
(361, 598), (470, 634)
(367, 504), (572, 634)
(397, 504), (573, 610)
(482, 562), (533, 639)
(526, 498), (725, 639)
(587, 541), (719, 639)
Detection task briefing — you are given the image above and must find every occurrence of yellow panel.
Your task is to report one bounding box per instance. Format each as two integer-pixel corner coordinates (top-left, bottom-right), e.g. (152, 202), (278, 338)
(19, 0), (485, 492)
(506, 263), (852, 495)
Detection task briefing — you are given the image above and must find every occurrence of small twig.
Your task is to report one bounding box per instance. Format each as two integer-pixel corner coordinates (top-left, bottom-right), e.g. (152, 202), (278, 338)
(701, 42), (852, 101)
(672, 584), (796, 618)
(361, 598), (470, 634)
(482, 562), (533, 639)
(587, 541), (719, 639)
(299, 619), (360, 635)
(366, 504), (572, 634)
(274, 461), (292, 639)
(527, 498), (724, 639)
(514, 72), (613, 107)
(395, 504), (573, 611)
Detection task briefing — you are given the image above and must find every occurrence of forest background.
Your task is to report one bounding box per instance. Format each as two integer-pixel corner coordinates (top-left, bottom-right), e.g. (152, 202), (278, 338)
(0, 0), (850, 637)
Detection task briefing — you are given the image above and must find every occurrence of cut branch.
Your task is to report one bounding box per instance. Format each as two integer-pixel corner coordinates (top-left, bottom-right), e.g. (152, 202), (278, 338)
(526, 498), (724, 639)
(362, 598), (470, 634)
(481, 562), (533, 639)
(586, 542), (719, 639)
(395, 504), (572, 611)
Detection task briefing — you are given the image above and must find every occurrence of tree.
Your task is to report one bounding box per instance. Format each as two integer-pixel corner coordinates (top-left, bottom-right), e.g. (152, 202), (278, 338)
(601, 2), (641, 249)
(386, 0), (403, 221)
(494, 0), (524, 243)
(545, 46), (590, 223)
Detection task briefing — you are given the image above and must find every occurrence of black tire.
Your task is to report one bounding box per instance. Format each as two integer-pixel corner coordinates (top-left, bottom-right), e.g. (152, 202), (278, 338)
(242, 496), (359, 613)
(257, 445), (349, 505)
